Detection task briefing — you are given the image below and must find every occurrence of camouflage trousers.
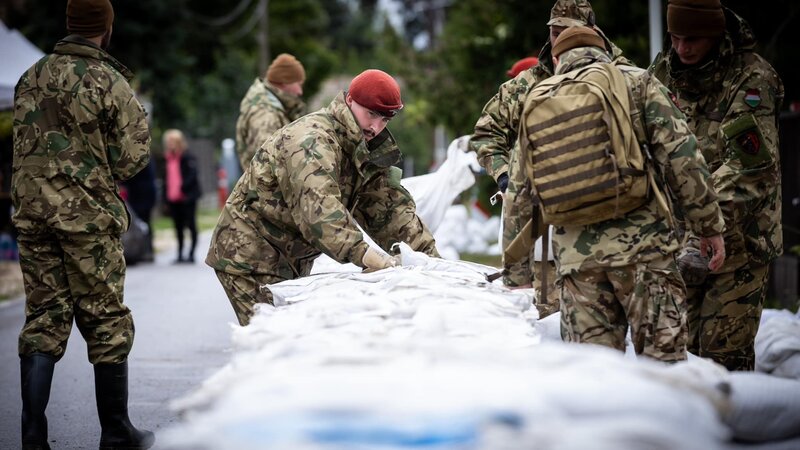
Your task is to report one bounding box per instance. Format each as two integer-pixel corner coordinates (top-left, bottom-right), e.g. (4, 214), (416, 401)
(532, 260), (559, 318)
(686, 264), (770, 371)
(215, 271), (283, 326)
(560, 254), (687, 363)
(17, 232), (133, 364)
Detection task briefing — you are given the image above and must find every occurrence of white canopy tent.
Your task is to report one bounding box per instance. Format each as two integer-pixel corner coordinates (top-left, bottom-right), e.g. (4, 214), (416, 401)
(0, 21), (44, 110)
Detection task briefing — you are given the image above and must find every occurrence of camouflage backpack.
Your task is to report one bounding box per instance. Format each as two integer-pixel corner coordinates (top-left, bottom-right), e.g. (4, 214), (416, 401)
(519, 62), (650, 226)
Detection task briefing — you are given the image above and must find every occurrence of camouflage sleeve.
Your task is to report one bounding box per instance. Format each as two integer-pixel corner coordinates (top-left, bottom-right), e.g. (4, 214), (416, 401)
(644, 77), (724, 237)
(277, 130), (370, 265)
(107, 80), (150, 181)
(711, 67), (783, 236)
(470, 76), (532, 182)
(235, 113), (254, 170)
(354, 167), (439, 257)
(502, 145), (534, 286)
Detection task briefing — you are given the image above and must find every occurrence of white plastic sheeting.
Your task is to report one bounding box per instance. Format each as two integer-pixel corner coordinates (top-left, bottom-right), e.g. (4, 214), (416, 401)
(165, 246), (736, 450)
(401, 135), (481, 234)
(0, 21), (44, 110)
(755, 309), (800, 379)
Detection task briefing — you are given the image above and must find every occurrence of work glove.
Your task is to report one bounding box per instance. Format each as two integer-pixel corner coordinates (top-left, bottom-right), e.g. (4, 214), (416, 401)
(497, 172), (509, 193)
(677, 247), (709, 287)
(361, 247), (400, 272)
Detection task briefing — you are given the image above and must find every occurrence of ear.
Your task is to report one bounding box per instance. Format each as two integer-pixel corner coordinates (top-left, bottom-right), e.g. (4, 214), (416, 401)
(552, 55), (559, 68)
(345, 92), (353, 107)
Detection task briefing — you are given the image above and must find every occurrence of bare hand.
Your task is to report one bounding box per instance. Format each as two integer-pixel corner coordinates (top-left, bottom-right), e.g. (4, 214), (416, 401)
(699, 234), (725, 272)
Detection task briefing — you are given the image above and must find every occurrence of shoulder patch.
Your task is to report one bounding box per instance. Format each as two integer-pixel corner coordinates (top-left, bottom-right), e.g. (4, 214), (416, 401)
(744, 89), (761, 108)
(722, 114), (770, 167)
(737, 130), (761, 155)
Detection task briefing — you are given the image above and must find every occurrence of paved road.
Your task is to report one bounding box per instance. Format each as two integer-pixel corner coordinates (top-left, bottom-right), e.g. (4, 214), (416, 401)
(0, 232), (234, 449)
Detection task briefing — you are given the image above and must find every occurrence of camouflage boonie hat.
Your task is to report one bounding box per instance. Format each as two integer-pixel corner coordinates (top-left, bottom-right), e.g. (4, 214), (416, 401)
(547, 0), (596, 27)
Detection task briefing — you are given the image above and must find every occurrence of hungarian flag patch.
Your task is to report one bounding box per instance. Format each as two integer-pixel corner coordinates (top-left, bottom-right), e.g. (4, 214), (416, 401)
(744, 89), (761, 108)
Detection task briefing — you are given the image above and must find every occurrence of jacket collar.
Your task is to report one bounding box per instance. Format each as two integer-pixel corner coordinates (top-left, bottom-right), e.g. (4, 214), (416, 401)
(555, 47), (612, 75)
(54, 35), (134, 81)
(264, 80), (307, 121)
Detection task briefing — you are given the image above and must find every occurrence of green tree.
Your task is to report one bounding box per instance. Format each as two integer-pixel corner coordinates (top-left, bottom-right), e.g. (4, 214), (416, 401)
(7, 0), (340, 145)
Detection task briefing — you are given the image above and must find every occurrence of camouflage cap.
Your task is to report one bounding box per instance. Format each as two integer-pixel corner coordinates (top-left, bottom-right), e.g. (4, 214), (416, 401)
(547, 0), (596, 28)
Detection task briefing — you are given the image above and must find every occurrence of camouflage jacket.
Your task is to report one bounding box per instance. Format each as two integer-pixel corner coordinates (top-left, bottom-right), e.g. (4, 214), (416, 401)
(235, 78), (306, 170)
(12, 35), (150, 236)
(650, 8), (784, 271)
(550, 48), (724, 275)
(207, 93), (438, 276)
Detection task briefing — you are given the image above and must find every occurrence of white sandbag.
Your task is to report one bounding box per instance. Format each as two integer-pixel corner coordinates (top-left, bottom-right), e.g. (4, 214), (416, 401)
(755, 309), (800, 379)
(724, 372), (800, 442)
(434, 204), (500, 258)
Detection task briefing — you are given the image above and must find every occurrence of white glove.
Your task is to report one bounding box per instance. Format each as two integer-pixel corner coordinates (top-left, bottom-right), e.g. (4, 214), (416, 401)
(361, 247), (399, 271)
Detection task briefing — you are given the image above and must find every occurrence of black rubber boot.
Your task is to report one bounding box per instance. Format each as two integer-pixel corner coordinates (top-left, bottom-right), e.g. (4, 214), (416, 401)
(20, 353), (56, 450)
(94, 361), (155, 450)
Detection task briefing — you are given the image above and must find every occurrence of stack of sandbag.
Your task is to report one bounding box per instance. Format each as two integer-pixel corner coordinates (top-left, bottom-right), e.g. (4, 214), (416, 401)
(723, 372), (800, 443)
(755, 309), (800, 379)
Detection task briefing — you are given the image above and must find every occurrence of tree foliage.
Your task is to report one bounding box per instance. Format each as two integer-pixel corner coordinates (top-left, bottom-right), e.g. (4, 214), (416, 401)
(7, 0), (335, 144)
(5, 0), (435, 171)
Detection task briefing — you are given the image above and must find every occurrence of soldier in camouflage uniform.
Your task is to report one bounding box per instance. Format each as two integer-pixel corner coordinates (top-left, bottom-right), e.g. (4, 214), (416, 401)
(12, 0), (155, 448)
(207, 69), (439, 326)
(541, 27), (725, 362)
(650, 0), (784, 371)
(236, 53), (307, 170)
(470, 0), (627, 318)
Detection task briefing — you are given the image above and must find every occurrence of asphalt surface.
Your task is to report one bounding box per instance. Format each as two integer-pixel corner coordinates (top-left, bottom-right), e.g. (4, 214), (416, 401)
(0, 231), (234, 449)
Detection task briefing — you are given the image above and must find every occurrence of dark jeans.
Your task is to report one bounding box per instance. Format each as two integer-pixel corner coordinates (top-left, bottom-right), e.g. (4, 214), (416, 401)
(167, 200), (197, 261)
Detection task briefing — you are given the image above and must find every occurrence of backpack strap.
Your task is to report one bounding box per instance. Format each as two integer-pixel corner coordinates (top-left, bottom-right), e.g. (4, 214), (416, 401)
(539, 224), (550, 309)
(619, 66), (677, 231)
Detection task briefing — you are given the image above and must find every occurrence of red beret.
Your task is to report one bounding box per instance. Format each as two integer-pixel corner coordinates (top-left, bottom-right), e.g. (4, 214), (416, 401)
(507, 57), (539, 78)
(348, 69), (403, 117)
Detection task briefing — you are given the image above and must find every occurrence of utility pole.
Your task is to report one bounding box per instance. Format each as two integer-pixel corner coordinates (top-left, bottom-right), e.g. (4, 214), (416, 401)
(257, 0), (270, 74)
(649, 0), (663, 62)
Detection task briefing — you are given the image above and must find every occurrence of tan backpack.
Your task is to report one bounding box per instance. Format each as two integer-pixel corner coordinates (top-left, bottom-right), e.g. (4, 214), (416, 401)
(519, 62), (649, 226)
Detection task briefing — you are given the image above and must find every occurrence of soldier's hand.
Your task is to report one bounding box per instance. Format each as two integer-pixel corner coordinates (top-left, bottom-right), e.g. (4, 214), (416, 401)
(700, 234), (725, 272)
(361, 247), (400, 272)
(497, 172), (509, 193)
(677, 248), (708, 286)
